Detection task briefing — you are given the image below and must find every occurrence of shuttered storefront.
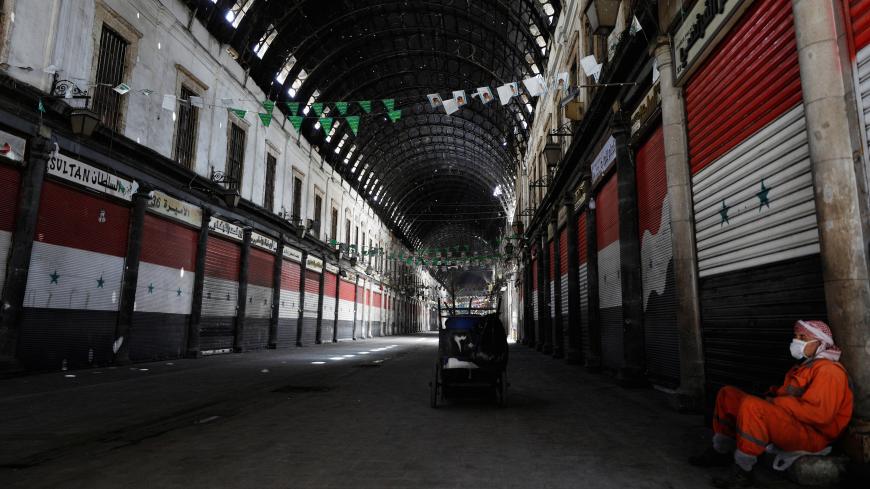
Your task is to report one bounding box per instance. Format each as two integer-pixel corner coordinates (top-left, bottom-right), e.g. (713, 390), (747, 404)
(278, 248), (302, 347)
(356, 281), (365, 338)
(245, 235), (276, 351)
(684, 0), (826, 397)
(850, 1), (870, 54)
(301, 260), (322, 346)
(559, 227), (569, 334)
(548, 239), (556, 325)
(200, 221), (242, 353)
(321, 267), (338, 343)
(338, 277), (355, 340)
(636, 125), (679, 386)
(21, 175), (131, 370)
(372, 285), (383, 336)
(577, 212), (590, 362)
(130, 199), (198, 362)
(530, 246), (538, 338)
(0, 158), (21, 297)
(596, 173), (622, 370)
(849, 2), (870, 192)
(363, 281), (372, 338)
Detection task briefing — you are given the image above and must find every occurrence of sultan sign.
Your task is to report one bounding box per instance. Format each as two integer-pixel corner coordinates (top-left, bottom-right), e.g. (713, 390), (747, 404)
(672, 0), (750, 83)
(590, 136), (616, 185)
(48, 150), (137, 201)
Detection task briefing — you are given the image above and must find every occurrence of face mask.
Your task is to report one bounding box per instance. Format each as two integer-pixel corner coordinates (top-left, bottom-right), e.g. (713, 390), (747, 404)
(790, 339), (808, 360)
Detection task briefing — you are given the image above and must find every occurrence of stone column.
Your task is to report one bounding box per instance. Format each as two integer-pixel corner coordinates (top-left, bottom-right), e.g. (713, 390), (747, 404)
(113, 185), (151, 365)
(351, 273), (359, 340)
(655, 37), (706, 410)
(315, 258), (325, 344)
(536, 234), (549, 352)
(565, 198), (583, 364)
(792, 0), (870, 464)
(297, 251), (307, 346)
(186, 208), (210, 358)
(585, 205), (602, 371)
(0, 136), (51, 371)
(268, 239), (283, 349)
(233, 228), (252, 352)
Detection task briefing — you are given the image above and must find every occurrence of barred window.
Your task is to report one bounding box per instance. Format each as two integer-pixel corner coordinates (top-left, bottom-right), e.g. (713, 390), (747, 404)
(331, 207), (338, 242)
(92, 25), (129, 132)
(225, 123), (245, 192)
(313, 193), (323, 236)
(345, 218), (351, 245)
(173, 85), (199, 169)
(263, 153), (277, 211)
(292, 176), (303, 221)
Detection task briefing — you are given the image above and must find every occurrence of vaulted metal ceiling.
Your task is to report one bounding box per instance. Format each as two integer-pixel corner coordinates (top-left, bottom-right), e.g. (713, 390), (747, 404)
(185, 0), (560, 255)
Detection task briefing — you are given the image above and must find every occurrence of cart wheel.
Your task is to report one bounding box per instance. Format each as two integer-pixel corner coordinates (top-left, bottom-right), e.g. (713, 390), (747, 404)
(496, 371), (507, 407)
(429, 363), (440, 408)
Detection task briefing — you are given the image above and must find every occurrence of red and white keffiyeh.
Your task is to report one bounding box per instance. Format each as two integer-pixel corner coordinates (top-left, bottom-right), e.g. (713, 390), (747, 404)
(794, 320), (842, 362)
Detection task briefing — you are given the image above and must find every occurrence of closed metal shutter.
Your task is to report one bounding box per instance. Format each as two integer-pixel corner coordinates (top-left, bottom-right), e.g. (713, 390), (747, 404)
(301, 269), (320, 346)
(559, 227), (568, 320)
(321, 270), (338, 343)
(636, 124), (679, 387)
(577, 213), (589, 361)
(372, 288), (383, 336)
(596, 173), (622, 370)
(244, 248), (274, 350)
(130, 213), (197, 361)
(0, 163), (21, 297)
(356, 282), (364, 338)
(201, 235), (241, 352)
(548, 239), (556, 320)
(21, 181), (130, 370)
(278, 259), (301, 347)
(531, 248), (538, 328)
(337, 278), (355, 340)
(685, 0), (826, 403)
(363, 282), (371, 338)
(850, 0), (870, 52)
(852, 3), (870, 177)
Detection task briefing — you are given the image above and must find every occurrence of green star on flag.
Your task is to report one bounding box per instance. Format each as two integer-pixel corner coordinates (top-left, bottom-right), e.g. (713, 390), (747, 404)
(258, 112), (272, 127)
(719, 200), (730, 226)
(387, 110), (402, 122)
(358, 100), (372, 113)
(285, 102), (300, 115)
(311, 102), (324, 117)
(262, 100), (275, 114)
(231, 108), (247, 119)
(147, 283), (155, 294)
(289, 115), (304, 131)
(335, 101), (349, 115)
(177, 288), (182, 297)
(346, 116), (360, 135)
(50, 270), (59, 284)
(382, 99), (395, 111)
(97, 275), (105, 288)
(319, 117), (334, 134)
(756, 180), (771, 211)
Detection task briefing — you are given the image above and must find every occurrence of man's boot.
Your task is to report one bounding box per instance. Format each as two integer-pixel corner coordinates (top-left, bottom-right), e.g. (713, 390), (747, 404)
(711, 464), (756, 488)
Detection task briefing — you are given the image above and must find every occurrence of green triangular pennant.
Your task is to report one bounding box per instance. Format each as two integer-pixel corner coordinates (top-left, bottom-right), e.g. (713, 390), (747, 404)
(262, 100), (275, 114)
(285, 102), (300, 114)
(346, 115), (360, 135)
(231, 108), (247, 119)
(382, 99), (395, 111)
(289, 115), (304, 131)
(311, 103), (324, 117)
(38, 97), (46, 113)
(258, 112), (273, 127)
(319, 117), (334, 134)
(388, 110), (402, 122)
(358, 100), (372, 113)
(335, 101), (349, 115)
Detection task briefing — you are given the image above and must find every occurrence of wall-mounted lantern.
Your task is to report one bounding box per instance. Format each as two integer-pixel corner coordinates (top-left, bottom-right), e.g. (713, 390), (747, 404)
(585, 0), (621, 36)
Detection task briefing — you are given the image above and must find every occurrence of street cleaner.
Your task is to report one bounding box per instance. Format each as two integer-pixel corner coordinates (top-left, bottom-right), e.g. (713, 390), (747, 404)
(689, 320), (853, 488)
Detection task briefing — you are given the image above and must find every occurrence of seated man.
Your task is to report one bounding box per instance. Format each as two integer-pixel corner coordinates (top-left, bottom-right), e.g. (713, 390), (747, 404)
(689, 320), (853, 488)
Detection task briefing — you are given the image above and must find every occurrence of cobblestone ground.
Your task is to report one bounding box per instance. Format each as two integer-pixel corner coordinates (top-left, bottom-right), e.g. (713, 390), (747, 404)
(0, 333), (801, 488)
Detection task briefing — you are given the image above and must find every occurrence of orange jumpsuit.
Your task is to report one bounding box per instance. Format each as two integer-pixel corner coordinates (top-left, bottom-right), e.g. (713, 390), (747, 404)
(713, 358), (853, 457)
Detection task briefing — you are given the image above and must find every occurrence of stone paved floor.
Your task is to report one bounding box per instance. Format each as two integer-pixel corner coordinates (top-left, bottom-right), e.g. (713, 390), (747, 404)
(0, 333), (803, 488)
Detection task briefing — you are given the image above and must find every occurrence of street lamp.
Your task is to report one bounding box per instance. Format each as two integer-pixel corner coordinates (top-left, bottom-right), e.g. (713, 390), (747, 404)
(585, 0), (620, 36)
(69, 109), (101, 137)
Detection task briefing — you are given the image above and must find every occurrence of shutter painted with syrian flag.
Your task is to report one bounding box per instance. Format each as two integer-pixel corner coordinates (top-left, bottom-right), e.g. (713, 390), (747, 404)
(301, 269), (321, 346)
(577, 212), (590, 361)
(596, 173), (622, 370)
(200, 235), (241, 353)
(373, 286), (383, 336)
(559, 227), (569, 321)
(850, 1), (870, 53)
(244, 248), (274, 350)
(531, 246), (538, 328)
(129, 213), (197, 361)
(321, 269), (338, 343)
(0, 162), (21, 298)
(21, 180), (130, 370)
(685, 0), (827, 398)
(548, 239), (556, 320)
(338, 278), (355, 340)
(636, 124), (679, 387)
(363, 282), (372, 338)
(278, 257), (301, 347)
(356, 282), (365, 338)
(848, 1), (870, 185)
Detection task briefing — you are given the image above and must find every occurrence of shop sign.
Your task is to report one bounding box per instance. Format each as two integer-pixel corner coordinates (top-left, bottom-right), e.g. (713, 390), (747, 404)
(325, 263), (340, 274)
(306, 255), (324, 273)
(48, 150), (137, 201)
(283, 245), (303, 262)
(0, 129), (26, 162)
(251, 232), (278, 253)
(208, 216), (244, 241)
(673, 0), (750, 83)
(631, 81), (661, 135)
(591, 136), (616, 185)
(574, 181), (588, 209)
(146, 190), (202, 227)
